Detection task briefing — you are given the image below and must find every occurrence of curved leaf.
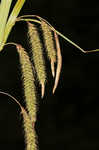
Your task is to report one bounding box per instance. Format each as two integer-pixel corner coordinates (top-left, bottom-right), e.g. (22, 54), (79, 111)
(0, 0), (12, 47)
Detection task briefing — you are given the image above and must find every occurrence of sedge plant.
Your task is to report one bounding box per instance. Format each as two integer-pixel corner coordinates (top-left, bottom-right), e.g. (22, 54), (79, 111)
(0, 0), (99, 150)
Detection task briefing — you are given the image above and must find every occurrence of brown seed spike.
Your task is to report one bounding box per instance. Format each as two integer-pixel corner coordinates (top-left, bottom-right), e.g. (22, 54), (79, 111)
(53, 32), (62, 94)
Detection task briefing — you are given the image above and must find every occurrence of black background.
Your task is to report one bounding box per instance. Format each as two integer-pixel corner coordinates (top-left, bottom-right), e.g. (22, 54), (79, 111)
(0, 0), (99, 150)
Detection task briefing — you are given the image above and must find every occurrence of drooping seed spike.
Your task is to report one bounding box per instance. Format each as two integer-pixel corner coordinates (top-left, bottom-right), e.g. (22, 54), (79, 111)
(22, 108), (37, 150)
(41, 21), (56, 77)
(28, 22), (46, 98)
(17, 45), (37, 123)
(53, 32), (62, 94)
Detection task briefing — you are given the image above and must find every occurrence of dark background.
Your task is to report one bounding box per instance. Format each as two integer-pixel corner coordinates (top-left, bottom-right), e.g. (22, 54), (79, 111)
(0, 0), (99, 150)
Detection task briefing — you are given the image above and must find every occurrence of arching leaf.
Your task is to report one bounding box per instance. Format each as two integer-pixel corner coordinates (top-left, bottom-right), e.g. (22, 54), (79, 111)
(0, 0), (12, 48)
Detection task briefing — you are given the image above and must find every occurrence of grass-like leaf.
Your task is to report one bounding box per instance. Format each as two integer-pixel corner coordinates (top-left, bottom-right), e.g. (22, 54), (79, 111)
(0, 0), (26, 51)
(0, 0), (12, 48)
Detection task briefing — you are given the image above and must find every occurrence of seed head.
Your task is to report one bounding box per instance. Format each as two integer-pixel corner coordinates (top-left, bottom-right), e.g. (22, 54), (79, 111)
(28, 22), (46, 98)
(41, 21), (56, 77)
(22, 108), (37, 150)
(17, 45), (37, 123)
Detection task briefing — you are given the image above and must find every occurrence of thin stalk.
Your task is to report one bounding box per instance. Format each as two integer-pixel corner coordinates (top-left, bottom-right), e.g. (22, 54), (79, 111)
(17, 17), (86, 53)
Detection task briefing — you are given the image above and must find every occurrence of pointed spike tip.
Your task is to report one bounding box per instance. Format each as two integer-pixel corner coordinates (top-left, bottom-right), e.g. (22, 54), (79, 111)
(41, 82), (45, 98)
(51, 59), (55, 78)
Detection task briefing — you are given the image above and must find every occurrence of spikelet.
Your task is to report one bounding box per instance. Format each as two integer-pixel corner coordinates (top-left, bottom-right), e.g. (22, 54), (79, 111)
(28, 22), (46, 98)
(41, 21), (56, 77)
(17, 45), (37, 123)
(22, 108), (37, 150)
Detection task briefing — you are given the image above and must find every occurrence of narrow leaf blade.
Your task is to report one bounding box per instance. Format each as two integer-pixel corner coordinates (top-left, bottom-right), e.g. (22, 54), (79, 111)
(1, 0), (26, 50)
(0, 0), (12, 47)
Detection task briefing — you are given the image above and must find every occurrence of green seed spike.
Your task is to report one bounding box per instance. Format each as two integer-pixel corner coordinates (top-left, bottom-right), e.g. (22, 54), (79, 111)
(0, 91), (37, 150)
(41, 21), (57, 78)
(22, 108), (37, 150)
(28, 22), (46, 98)
(17, 45), (37, 124)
